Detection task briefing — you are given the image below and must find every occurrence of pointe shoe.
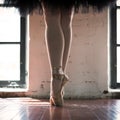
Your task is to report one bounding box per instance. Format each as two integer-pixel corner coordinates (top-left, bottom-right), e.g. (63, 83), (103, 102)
(61, 74), (69, 96)
(50, 67), (69, 106)
(62, 74), (69, 86)
(50, 74), (64, 106)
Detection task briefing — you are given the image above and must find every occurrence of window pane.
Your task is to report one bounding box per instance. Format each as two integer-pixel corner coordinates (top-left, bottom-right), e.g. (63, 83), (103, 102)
(0, 7), (20, 42)
(0, 0), (3, 4)
(117, 47), (120, 83)
(117, 9), (120, 44)
(0, 45), (20, 80)
(117, 0), (120, 6)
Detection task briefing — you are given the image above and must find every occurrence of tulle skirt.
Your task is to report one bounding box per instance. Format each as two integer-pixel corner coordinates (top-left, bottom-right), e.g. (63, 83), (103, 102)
(4, 0), (116, 15)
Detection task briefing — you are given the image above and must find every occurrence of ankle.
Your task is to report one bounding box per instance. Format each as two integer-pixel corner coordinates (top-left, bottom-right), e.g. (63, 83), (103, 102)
(52, 66), (64, 75)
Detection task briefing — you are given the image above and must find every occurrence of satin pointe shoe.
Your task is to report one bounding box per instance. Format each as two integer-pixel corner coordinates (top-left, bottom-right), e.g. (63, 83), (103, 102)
(50, 67), (69, 106)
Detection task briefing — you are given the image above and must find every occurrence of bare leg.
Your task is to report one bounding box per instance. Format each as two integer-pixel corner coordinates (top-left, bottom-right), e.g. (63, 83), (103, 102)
(42, 6), (64, 70)
(42, 5), (65, 106)
(42, 4), (74, 106)
(61, 8), (74, 72)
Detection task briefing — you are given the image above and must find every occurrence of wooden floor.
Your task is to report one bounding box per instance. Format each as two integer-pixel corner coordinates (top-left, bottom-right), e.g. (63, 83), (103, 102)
(0, 98), (120, 120)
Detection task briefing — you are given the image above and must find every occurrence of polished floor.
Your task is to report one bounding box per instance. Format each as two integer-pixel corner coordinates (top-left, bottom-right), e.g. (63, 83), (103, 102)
(0, 97), (120, 120)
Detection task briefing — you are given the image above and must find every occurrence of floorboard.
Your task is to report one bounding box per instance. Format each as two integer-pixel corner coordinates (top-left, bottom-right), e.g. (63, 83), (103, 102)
(0, 98), (119, 120)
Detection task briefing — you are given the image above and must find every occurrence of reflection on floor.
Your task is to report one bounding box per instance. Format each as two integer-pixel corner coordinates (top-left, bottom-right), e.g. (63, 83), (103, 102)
(0, 97), (120, 120)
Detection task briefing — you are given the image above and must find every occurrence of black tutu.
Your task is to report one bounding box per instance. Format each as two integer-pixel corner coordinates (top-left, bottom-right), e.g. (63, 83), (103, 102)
(3, 0), (116, 15)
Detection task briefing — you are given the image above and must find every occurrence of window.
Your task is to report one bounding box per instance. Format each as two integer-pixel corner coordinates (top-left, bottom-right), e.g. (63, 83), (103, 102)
(0, 3), (28, 91)
(110, 0), (120, 88)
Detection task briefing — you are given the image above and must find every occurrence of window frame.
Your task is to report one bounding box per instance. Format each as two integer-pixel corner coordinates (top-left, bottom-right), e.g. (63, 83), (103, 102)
(110, 2), (120, 88)
(0, 4), (28, 89)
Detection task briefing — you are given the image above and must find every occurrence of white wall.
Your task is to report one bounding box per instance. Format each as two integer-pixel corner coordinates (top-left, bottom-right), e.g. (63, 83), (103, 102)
(27, 9), (111, 98)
